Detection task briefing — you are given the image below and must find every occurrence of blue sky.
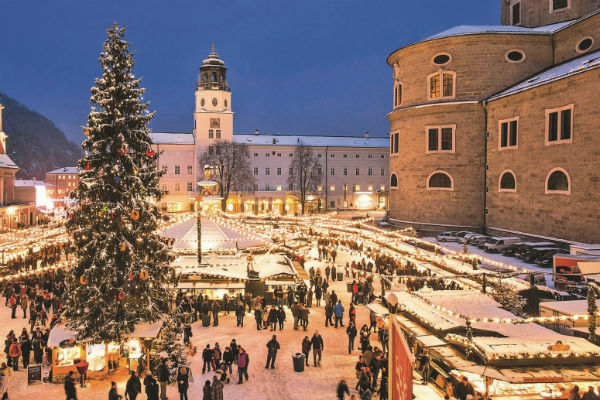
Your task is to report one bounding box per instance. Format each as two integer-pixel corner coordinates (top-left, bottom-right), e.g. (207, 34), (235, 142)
(0, 0), (496, 143)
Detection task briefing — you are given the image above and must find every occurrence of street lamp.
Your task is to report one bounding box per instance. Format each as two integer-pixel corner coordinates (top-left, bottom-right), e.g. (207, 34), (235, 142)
(197, 175), (218, 265)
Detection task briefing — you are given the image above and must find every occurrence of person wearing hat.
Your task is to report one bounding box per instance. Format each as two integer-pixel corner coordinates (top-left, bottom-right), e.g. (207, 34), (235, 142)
(265, 335), (280, 369)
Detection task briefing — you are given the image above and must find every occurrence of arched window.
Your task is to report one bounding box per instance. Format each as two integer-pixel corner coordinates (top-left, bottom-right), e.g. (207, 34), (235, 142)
(427, 171), (454, 191)
(499, 170), (517, 192)
(211, 73), (217, 82)
(390, 173), (398, 189)
(545, 168), (571, 194)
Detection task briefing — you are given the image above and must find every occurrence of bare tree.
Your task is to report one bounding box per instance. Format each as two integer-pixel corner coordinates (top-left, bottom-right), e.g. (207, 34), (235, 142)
(199, 140), (256, 210)
(287, 142), (322, 215)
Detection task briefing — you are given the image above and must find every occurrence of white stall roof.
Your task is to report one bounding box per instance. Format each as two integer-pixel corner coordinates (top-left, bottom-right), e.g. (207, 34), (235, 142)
(48, 324), (77, 347)
(122, 320), (163, 339)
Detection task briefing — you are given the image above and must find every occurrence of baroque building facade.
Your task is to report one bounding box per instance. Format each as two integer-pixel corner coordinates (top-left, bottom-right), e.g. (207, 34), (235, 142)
(387, 0), (600, 243)
(151, 47), (389, 214)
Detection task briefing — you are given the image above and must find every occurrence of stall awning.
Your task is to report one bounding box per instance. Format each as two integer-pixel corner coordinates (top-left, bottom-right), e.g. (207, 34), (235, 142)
(264, 280), (296, 286)
(177, 281), (245, 290)
(366, 301), (389, 317)
(48, 324), (77, 347)
(416, 334), (447, 348)
(123, 320), (163, 339)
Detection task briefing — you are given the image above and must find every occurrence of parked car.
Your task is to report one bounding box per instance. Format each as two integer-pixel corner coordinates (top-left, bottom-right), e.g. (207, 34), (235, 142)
(474, 235), (495, 249)
(436, 232), (460, 242)
(467, 234), (488, 245)
(455, 231), (475, 240)
(502, 242), (528, 257)
(514, 242), (557, 259)
(522, 246), (561, 263)
(484, 237), (521, 253)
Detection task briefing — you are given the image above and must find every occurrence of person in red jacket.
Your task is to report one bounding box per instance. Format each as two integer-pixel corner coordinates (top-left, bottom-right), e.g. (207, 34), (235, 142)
(237, 348), (249, 384)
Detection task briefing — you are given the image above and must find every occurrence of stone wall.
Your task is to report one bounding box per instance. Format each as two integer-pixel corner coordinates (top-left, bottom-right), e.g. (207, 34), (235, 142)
(501, 0), (600, 28)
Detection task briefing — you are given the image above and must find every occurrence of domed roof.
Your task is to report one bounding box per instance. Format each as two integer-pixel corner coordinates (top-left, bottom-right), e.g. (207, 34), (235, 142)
(201, 44), (226, 67)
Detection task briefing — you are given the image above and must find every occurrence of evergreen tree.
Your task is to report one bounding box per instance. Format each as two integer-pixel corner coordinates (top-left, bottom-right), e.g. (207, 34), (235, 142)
(152, 307), (188, 382)
(489, 277), (526, 316)
(62, 24), (172, 342)
(588, 284), (598, 343)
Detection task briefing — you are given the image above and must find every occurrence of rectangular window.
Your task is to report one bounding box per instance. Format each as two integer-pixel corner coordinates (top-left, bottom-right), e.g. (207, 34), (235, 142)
(318, 154), (322, 158)
(288, 183), (293, 190)
(391, 132), (399, 154)
(368, 168), (373, 176)
(265, 168), (270, 175)
(430, 74), (440, 98)
(343, 154), (348, 158)
(317, 185), (322, 191)
(546, 105), (573, 145)
(355, 168), (360, 176)
(343, 168), (348, 176)
(381, 168), (385, 176)
(277, 153), (281, 157)
(266, 184), (270, 191)
(443, 74), (454, 97)
(174, 166), (181, 175)
(175, 183), (180, 192)
(330, 168), (335, 176)
(253, 167), (259, 175)
(187, 165), (193, 174)
(368, 154), (373, 159)
(426, 125), (455, 153)
(265, 153), (270, 157)
(208, 129), (214, 139)
(511, 1), (521, 25)
(368, 185), (373, 191)
(277, 185), (282, 191)
(253, 153), (258, 157)
(277, 168), (282, 176)
(499, 118), (518, 149)
(289, 153), (293, 157)
(551, 0), (570, 12)
(429, 72), (455, 100)
(187, 182), (193, 191)
(330, 201), (335, 208)
(318, 168), (322, 176)
(355, 154), (360, 158)
(330, 154), (334, 158)
(330, 185), (335, 191)
(394, 83), (403, 107)
(216, 129), (221, 139)
(380, 184), (385, 191)
(161, 184), (167, 191)
(289, 168), (293, 175)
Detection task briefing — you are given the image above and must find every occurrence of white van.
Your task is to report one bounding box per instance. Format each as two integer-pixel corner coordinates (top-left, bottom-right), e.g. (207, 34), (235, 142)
(484, 237), (521, 253)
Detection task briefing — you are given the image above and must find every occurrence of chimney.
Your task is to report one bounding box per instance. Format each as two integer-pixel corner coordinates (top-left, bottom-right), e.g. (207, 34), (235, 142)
(364, 131), (370, 139)
(254, 129), (259, 135)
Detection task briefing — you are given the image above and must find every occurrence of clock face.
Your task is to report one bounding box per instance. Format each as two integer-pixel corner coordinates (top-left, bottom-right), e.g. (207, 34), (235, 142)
(200, 98), (205, 107)
(212, 98), (218, 106)
(210, 118), (221, 129)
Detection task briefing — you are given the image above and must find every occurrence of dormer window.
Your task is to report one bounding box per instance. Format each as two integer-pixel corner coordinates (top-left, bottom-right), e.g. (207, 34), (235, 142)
(511, 1), (521, 26)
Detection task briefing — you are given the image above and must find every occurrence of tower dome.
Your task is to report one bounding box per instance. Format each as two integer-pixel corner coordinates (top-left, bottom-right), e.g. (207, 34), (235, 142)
(198, 44), (229, 91)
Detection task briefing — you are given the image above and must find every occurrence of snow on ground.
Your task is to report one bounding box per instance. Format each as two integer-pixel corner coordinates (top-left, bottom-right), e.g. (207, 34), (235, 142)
(0, 245), (442, 399)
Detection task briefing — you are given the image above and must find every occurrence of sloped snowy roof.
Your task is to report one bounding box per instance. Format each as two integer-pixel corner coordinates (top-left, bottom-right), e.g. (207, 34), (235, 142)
(150, 132), (195, 145)
(489, 49), (600, 100)
(48, 167), (77, 174)
(0, 154), (18, 169)
(15, 180), (53, 187)
(234, 134), (389, 148)
(425, 21), (572, 41)
(122, 320), (163, 339)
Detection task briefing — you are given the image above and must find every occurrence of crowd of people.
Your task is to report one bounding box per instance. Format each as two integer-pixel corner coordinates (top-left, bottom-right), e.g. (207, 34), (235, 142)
(2, 241), (72, 275)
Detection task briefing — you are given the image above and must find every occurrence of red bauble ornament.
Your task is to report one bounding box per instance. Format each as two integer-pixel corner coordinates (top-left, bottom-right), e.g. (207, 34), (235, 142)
(118, 292), (125, 301)
(145, 149), (156, 157)
(85, 162), (91, 170)
(118, 147), (127, 156)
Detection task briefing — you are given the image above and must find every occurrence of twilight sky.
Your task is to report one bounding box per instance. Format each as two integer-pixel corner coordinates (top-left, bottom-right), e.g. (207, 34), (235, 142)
(0, 0), (496, 144)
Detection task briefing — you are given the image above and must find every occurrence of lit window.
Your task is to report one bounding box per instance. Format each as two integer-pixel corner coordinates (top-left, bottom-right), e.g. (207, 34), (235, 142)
(277, 185), (282, 191)
(428, 71), (455, 99)
(175, 183), (181, 192)
(368, 185), (373, 191)
(499, 118), (518, 149)
(499, 171), (517, 192)
(187, 182), (193, 191)
(380, 184), (385, 191)
(426, 125), (455, 153)
(330, 185), (335, 191)
(546, 105), (573, 145)
(545, 168), (570, 194)
(317, 185), (322, 191)
(390, 173), (398, 188)
(427, 171), (453, 191)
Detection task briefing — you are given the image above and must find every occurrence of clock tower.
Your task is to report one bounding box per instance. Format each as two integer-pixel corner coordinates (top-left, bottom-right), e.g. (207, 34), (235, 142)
(193, 44), (233, 156)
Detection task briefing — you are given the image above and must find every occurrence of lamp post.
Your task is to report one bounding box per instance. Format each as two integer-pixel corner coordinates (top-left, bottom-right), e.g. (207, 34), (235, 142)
(196, 194), (203, 264)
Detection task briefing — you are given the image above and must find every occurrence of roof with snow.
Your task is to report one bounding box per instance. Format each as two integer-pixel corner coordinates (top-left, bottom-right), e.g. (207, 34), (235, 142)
(15, 180), (54, 187)
(150, 132), (195, 145)
(0, 154), (18, 169)
(425, 21), (572, 41)
(234, 134), (389, 148)
(489, 49), (600, 100)
(47, 167), (77, 174)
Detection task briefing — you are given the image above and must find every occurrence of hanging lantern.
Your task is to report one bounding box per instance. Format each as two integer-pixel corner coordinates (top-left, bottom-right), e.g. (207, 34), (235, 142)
(130, 210), (140, 221)
(79, 275), (88, 285)
(140, 270), (149, 280)
(145, 149), (156, 157)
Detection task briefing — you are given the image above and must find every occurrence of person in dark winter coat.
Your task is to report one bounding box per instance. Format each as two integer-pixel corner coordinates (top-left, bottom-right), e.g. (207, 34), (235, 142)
(211, 301), (220, 326)
(235, 303), (245, 327)
(108, 381), (122, 400)
(126, 371), (142, 400)
(265, 335), (280, 369)
(346, 322), (357, 354)
(64, 371), (77, 400)
(254, 308), (262, 330)
(325, 303), (334, 327)
(311, 331), (324, 367)
(301, 336), (311, 366)
(268, 307), (278, 331)
(144, 374), (159, 400)
(157, 359), (169, 400)
(202, 380), (211, 400)
(277, 306), (286, 330)
(202, 344), (213, 373)
(211, 375), (224, 400)
(177, 366), (190, 400)
(336, 380), (350, 399)
(20, 335), (31, 368)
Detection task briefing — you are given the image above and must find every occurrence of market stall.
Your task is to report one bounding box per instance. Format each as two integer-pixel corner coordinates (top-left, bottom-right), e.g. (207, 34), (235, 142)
(122, 320), (163, 373)
(47, 324), (83, 383)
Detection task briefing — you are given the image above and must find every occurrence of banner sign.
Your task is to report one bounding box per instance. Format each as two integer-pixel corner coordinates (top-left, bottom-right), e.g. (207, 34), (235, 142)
(389, 317), (414, 400)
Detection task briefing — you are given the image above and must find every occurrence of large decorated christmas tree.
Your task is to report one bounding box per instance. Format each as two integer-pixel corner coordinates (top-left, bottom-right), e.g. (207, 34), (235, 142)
(63, 24), (172, 342)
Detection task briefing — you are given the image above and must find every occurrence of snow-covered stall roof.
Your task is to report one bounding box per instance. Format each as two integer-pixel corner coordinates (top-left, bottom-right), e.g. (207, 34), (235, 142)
(177, 281), (245, 289)
(173, 255), (249, 280)
(233, 134), (389, 148)
(540, 299), (600, 315)
(48, 324), (77, 347)
(122, 320), (163, 339)
(149, 132), (195, 145)
(489, 49), (600, 100)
